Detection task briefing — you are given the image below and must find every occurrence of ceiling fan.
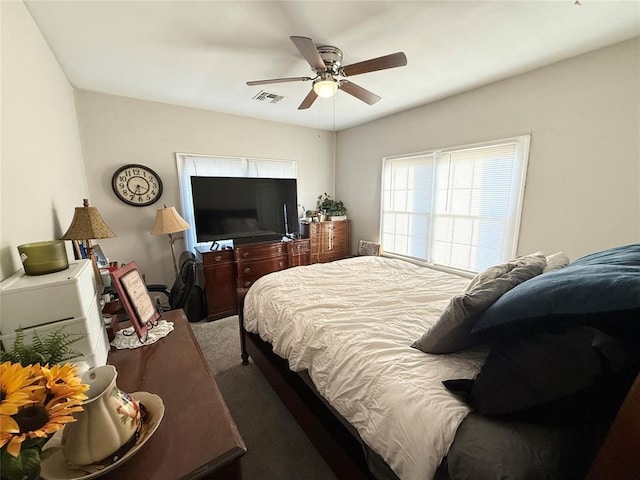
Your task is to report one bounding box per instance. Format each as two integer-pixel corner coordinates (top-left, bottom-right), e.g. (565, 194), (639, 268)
(246, 36), (407, 110)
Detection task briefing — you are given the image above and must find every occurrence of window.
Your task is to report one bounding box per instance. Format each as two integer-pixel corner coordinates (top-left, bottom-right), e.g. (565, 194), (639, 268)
(176, 154), (297, 251)
(380, 135), (530, 273)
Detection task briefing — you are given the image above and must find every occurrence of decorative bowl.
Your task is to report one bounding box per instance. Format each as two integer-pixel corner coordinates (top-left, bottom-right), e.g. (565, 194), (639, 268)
(18, 240), (69, 275)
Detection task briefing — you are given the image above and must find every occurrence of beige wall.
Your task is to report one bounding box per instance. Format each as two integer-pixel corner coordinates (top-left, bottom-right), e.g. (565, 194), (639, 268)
(3, 0), (637, 285)
(1, 1), (88, 281)
(336, 38), (640, 262)
(75, 91), (335, 285)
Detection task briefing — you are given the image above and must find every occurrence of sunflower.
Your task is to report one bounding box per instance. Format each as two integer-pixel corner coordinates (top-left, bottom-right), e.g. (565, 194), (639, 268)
(0, 362), (40, 416)
(0, 362), (88, 457)
(36, 363), (88, 406)
(0, 362), (41, 457)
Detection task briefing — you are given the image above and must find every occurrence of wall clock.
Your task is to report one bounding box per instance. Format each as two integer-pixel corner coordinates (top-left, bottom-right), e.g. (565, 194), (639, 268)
(111, 164), (163, 207)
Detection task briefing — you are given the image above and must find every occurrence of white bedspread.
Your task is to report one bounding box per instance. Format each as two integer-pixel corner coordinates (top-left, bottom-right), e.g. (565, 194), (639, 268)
(244, 256), (488, 480)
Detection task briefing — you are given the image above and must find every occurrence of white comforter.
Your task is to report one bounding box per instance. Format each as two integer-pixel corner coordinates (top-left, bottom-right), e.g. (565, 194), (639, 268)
(243, 256), (488, 480)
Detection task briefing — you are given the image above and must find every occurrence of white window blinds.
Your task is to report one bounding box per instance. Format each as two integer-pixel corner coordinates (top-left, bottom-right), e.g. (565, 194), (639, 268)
(176, 154), (297, 251)
(381, 135), (530, 272)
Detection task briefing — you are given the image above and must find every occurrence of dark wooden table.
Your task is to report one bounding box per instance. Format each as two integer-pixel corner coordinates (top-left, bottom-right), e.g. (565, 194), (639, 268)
(102, 309), (246, 479)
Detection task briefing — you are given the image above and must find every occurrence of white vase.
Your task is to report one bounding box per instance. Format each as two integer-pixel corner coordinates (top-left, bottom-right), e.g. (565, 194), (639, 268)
(63, 365), (141, 466)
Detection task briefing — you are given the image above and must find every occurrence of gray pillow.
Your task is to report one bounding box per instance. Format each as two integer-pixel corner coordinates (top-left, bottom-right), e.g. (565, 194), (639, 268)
(464, 251), (545, 292)
(412, 254), (546, 354)
(543, 251), (570, 273)
(462, 262), (515, 293)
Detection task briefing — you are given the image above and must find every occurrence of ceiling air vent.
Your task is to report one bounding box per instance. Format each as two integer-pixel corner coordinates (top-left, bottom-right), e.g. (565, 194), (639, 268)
(253, 90), (284, 104)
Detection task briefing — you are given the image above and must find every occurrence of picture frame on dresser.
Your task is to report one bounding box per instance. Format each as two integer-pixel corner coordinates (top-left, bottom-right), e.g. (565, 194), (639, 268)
(93, 244), (109, 268)
(110, 262), (159, 342)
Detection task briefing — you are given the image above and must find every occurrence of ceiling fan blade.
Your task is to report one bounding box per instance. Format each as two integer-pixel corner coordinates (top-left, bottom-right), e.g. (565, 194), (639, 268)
(340, 52), (407, 77)
(290, 36), (326, 71)
(298, 89), (318, 110)
(339, 81), (381, 105)
(246, 76), (313, 86)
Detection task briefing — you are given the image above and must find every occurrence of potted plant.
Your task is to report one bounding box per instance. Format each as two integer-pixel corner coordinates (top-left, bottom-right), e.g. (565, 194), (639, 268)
(0, 327), (83, 366)
(302, 209), (314, 223)
(316, 193), (347, 220)
(0, 328), (87, 480)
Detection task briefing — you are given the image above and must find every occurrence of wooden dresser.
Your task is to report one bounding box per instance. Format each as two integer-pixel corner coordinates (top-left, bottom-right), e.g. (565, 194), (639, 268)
(198, 238), (310, 321)
(104, 310), (246, 479)
(306, 220), (351, 263)
(201, 249), (237, 321)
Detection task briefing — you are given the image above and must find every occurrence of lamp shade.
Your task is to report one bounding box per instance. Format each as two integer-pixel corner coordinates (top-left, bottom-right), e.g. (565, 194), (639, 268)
(61, 199), (116, 240)
(151, 206), (190, 235)
(313, 79), (339, 98)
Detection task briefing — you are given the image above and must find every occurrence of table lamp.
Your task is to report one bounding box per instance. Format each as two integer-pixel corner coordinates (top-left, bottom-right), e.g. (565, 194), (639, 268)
(151, 205), (190, 275)
(61, 199), (116, 292)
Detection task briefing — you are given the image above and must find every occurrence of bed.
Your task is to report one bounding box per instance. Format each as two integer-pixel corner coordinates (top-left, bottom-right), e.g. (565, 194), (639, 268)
(239, 244), (640, 480)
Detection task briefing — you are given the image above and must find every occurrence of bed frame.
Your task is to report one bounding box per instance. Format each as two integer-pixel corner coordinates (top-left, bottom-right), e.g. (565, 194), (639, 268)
(239, 319), (375, 479)
(237, 297), (640, 480)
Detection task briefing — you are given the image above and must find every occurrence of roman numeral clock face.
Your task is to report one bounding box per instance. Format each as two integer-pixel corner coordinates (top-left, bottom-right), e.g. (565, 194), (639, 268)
(111, 164), (163, 207)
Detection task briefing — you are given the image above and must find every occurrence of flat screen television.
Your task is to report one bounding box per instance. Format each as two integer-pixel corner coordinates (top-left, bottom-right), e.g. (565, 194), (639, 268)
(190, 176), (299, 245)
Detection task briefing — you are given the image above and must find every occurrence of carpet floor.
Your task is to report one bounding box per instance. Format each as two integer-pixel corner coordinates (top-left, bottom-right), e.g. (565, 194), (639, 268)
(191, 316), (337, 480)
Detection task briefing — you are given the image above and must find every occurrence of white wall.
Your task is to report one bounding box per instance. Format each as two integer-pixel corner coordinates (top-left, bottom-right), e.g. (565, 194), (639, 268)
(336, 38), (640, 262)
(75, 91), (335, 285)
(0, 1), (88, 281)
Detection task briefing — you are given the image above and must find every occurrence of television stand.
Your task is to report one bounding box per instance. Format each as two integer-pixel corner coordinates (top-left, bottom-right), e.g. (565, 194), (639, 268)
(196, 238), (311, 321)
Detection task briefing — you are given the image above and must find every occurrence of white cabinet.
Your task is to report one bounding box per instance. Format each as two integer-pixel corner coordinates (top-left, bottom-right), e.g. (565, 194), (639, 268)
(0, 260), (109, 367)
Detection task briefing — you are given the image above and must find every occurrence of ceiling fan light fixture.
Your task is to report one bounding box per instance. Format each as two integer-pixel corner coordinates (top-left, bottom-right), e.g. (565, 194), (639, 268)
(313, 79), (339, 98)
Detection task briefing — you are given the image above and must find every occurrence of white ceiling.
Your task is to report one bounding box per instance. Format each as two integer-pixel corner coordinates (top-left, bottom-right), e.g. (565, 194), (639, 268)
(24, 1), (640, 131)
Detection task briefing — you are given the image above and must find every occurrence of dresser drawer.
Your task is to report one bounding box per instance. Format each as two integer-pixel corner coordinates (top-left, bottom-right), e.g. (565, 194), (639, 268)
(319, 234), (348, 251)
(287, 239), (310, 254)
(312, 250), (349, 264)
(201, 249), (234, 266)
(288, 254), (310, 267)
(328, 221), (349, 234)
(236, 256), (288, 288)
(308, 223), (321, 235)
(235, 242), (286, 261)
(331, 236), (349, 252)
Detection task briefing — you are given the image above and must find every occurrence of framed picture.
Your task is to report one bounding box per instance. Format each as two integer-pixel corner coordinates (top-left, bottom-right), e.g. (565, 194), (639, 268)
(110, 262), (159, 342)
(358, 240), (382, 256)
(93, 244), (108, 268)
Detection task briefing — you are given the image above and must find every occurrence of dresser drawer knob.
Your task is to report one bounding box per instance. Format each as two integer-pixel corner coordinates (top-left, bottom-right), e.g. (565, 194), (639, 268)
(244, 281), (252, 287)
(242, 252), (250, 258)
(243, 267), (251, 274)
(214, 255), (222, 262)
(278, 262), (283, 268)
